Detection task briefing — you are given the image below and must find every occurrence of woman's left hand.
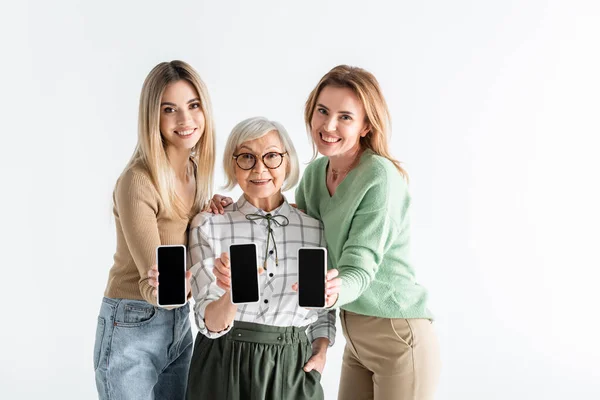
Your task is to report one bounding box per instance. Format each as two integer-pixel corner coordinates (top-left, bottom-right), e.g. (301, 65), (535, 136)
(207, 194), (234, 214)
(303, 338), (329, 374)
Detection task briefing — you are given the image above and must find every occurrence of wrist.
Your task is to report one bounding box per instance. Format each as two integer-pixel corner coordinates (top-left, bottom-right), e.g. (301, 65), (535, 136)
(312, 337), (330, 353)
(205, 295), (237, 332)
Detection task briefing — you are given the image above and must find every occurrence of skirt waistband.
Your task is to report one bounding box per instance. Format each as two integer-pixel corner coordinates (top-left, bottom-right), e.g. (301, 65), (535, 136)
(228, 321), (309, 345)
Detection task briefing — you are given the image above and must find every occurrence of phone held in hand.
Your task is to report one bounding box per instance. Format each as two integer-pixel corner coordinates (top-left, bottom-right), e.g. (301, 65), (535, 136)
(156, 245), (187, 307)
(298, 247), (327, 308)
(229, 243), (260, 305)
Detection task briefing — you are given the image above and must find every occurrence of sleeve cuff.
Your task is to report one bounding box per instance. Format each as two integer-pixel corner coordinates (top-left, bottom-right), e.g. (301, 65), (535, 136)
(307, 326), (336, 347)
(194, 300), (234, 339)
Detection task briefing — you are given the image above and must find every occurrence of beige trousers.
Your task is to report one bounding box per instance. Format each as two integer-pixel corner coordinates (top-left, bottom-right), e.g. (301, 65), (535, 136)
(337, 310), (441, 400)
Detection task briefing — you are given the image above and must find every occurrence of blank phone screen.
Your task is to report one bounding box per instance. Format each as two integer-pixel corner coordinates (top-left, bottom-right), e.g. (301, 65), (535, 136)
(298, 248), (326, 308)
(230, 244), (259, 304)
(157, 246), (186, 306)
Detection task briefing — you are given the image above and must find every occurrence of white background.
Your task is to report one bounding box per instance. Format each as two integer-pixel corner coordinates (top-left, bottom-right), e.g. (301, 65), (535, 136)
(1, 0), (599, 399)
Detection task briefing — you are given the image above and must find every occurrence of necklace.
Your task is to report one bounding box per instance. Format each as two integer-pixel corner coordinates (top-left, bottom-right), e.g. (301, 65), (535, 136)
(329, 150), (363, 181)
(330, 167), (349, 180)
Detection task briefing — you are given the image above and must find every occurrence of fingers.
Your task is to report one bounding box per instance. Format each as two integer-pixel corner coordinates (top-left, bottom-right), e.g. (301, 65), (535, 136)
(148, 266), (158, 299)
(214, 257), (230, 276)
(326, 293), (338, 308)
(213, 267), (231, 287)
(185, 270), (192, 297)
(326, 278), (342, 295)
(215, 200), (224, 215)
(208, 196), (223, 214)
(291, 282), (298, 292)
(210, 195), (234, 215)
(326, 269), (339, 280)
(303, 356), (316, 372)
(208, 195), (235, 214)
(220, 252), (230, 266)
(208, 200), (219, 214)
(213, 253), (232, 290)
(148, 264), (158, 276)
(325, 270), (341, 298)
(326, 278), (341, 289)
(303, 355), (325, 374)
(148, 264), (159, 288)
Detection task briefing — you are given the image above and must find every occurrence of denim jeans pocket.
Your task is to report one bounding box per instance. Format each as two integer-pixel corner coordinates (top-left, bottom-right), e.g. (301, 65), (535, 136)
(94, 317), (106, 370)
(120, 302), (157, 326)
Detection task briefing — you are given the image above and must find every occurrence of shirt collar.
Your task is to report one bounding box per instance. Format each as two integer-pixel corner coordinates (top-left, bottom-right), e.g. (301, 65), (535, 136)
(235, 195), (292, 226)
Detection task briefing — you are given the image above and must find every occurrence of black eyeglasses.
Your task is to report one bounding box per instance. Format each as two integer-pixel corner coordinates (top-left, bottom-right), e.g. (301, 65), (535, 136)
(232, 152), (287, 170)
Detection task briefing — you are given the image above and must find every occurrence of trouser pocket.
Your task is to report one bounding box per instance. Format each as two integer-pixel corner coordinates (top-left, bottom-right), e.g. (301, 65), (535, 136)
(93, 317), (106, 370)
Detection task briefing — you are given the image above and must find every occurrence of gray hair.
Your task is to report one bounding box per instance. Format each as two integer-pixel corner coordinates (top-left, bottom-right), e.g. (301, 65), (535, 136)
(223, 117), (300, 192)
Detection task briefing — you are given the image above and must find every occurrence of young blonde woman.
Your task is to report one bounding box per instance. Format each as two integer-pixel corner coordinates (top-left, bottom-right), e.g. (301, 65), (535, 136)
(93, 60), (215, 400)
(213, 66), (440, 400)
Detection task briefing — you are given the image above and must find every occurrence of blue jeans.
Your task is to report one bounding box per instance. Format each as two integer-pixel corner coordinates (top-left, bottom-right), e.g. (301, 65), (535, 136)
(94, 297), (193, 400)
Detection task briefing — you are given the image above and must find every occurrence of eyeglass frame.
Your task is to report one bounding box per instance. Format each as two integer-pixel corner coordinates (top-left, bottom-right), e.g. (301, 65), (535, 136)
(232, 151), (288, 170)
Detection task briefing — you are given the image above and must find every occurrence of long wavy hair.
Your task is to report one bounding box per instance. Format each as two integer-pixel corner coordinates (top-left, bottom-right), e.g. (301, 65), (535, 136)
(304, 64), (407, 180)
(121, 60), (215, 217)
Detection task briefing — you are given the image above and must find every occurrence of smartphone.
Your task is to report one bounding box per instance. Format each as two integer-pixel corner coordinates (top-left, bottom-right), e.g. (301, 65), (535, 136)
(229, 243), (260, 304)
(298, 247), (327, 308)
(156, 245), (187, 307)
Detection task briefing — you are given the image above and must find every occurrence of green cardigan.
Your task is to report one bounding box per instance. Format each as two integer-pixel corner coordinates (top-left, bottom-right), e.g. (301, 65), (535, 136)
(295, 150), (432, 319)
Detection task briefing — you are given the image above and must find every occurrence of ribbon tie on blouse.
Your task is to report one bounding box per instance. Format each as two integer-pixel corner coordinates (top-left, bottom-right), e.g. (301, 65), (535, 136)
(245, 213), (290, 269)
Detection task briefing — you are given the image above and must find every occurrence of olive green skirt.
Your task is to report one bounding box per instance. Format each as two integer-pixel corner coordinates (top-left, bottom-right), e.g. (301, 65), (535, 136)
(186, 321), (323, 400)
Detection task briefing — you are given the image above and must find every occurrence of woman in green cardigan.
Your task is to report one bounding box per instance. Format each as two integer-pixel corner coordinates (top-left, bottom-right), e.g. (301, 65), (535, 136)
(295, 65), (440, 400)
(213, 65), (440, 400)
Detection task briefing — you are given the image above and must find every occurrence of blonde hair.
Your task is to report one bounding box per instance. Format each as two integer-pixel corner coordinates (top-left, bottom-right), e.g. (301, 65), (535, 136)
(304, 65), (408, 180)
(223, 117), (299, 192)
(121, 60), (215, 217)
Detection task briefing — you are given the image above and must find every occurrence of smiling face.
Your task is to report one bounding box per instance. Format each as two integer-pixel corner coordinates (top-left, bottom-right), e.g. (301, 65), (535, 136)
(234, 130), (287, 211)
(159, 79), (205, 151)
(310, 85), (370, 159)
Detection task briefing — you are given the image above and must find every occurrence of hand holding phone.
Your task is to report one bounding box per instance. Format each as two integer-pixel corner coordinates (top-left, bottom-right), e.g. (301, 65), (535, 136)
(156, 245), (187, 307)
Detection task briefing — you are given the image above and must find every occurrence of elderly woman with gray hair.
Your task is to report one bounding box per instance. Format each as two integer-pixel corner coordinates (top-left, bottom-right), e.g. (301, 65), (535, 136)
(185, 117), (340, 399)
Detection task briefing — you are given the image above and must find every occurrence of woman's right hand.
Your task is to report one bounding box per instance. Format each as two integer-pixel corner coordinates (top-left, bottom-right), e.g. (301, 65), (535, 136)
(208, 194), (234, 215)
(212, 252), (232, 291)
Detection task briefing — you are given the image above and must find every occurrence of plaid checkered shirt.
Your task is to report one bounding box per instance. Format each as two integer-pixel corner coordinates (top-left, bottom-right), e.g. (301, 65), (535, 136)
(188, 196), (336, 345)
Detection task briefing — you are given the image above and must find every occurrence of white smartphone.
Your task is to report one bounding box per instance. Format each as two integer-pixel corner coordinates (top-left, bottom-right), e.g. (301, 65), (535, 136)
(156, 245), (187, 307)
(229, 243), (260, 305)
(297, 247), (327, 308)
